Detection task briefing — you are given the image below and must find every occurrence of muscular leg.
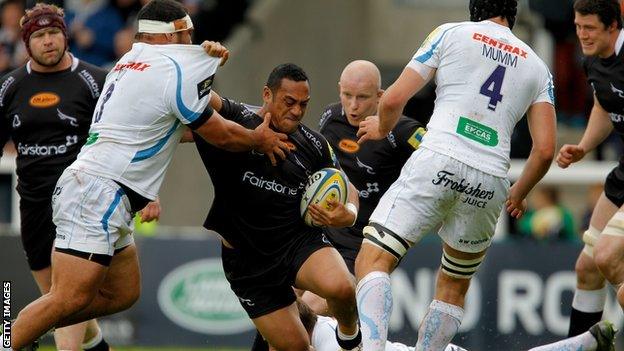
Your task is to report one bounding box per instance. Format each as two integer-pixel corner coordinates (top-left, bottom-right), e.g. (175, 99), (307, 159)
(31, 267), (88, 350)
(568, 193), (616, 337)
(414, 244), (485, 351)
(12, 251), (108, 349)
(296, 247), (359, 346)
(300, 290), (330, 316)
(354, 242), (399, 351)
(56, 244), (141, 327)
(594, 209), (624, 308)
(253, 302), (311, 351)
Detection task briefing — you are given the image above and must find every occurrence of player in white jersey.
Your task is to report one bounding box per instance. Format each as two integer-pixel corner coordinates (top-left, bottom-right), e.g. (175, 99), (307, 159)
(10, 0), (289, 349)
(354, 1), (556, 350)
(281, 300), (615, 351)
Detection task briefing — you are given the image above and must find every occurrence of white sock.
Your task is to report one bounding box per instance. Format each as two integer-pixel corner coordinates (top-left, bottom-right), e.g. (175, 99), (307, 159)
(415, 300), (463, 351)
(527, 331), (597, 351)
(356, 271), (392, 351)
(572, 287), (607, 313)
(81, 326), (103, 349)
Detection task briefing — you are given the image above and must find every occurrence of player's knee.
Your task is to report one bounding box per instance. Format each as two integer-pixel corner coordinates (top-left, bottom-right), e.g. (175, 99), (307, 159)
(594, 246), (619, 279)
(358, 223), (409, 274)
(580, 226), (601, 259)
(440, 249), (484, 281)
(326, 278), (356, 304)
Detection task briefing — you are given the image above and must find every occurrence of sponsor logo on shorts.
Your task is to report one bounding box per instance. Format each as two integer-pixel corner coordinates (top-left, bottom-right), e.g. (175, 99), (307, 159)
(55, 233), (66, 240)
(29, 92), (60, 108)
(157, 258), (253, 334)
(432, 170), (495, 208)
(242, 171), (299, 196)
(339, 139), (359, 153)
(458, 238), (489, 245)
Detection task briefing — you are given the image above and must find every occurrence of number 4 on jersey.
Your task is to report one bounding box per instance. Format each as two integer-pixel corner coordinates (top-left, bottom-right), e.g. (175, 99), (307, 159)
(480, 65), (506, 111)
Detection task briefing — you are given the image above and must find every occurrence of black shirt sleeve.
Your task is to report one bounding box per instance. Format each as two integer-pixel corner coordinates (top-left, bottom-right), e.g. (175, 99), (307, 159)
(392, 117), (427, 159)
(218, 97), (256, 125)
(0, 114), (9, 158)
(0, 73), (16, 159)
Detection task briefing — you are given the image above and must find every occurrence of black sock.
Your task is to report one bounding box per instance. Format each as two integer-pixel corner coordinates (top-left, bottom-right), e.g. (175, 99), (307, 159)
(568, 307), (603, 337)
(84, 338), (111, 351)
(335, 327), (361, 350)
(251, 330), (268, 351)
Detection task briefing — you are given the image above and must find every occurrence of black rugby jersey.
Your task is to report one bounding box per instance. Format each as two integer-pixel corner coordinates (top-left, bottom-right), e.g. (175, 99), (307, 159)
(0, 57), (107, 202)
(584, 36), (624, 138)
(319, 102), (425, 249)
(194, 98), (340, 256)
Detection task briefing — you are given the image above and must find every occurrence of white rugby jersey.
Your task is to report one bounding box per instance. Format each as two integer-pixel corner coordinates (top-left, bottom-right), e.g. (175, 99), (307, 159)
(407, 20), (554, 177)
(311, 316), (466, 351)
(69, 43), (220, 199)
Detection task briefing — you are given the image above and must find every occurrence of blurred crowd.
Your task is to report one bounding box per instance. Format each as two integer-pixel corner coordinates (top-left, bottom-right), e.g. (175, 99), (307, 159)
(0, 0), (251, 73)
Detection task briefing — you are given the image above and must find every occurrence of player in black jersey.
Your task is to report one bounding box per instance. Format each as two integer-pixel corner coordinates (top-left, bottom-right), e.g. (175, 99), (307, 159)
(297, 60), (425, 316)
(194, 64), (362, 351)
(320, 60), (425, 273)
(0, 4), (120, 350)
(557, 0), (624, 338)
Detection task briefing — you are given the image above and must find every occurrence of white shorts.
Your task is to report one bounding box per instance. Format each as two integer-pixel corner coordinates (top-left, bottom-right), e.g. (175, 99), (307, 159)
(370, 148), (509, 253)
(52, 169), (134, 256)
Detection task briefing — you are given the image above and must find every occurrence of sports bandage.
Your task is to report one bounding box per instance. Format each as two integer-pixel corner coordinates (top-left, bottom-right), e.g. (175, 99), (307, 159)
(581, 226), (601, 258)
(602, 212), (624, 238)
(345, 202), (358, 226)
(362, 223), (411, 260)
(137, 15), (193, 34)
(440, 249), (484, 279)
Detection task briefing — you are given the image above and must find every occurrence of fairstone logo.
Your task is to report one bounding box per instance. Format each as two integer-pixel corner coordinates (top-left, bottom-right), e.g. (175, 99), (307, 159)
(157, 259), (253, 334)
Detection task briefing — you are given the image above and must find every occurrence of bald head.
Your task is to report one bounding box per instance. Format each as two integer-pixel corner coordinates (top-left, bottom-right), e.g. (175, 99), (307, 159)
(339, 60), (383, 126)
(339, 60), (382, 89)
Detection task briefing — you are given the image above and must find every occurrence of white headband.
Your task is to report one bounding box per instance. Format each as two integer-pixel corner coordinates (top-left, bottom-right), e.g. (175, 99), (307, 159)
(137, 14), (193, 34)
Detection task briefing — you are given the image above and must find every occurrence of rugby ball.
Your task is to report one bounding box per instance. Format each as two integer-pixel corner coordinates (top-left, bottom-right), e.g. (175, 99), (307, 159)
(300, 168), (349, 227)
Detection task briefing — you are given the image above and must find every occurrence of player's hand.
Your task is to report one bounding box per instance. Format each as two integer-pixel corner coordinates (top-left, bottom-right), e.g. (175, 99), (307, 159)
(357, 116), (385, 144)
(505, 192), (527, 219)
(138, 198), (161, 222)
(308, 199), (355, 228)
(253, 112), (290, 166)
(556, 144), (586, 169)
(201, 41), (229, 66)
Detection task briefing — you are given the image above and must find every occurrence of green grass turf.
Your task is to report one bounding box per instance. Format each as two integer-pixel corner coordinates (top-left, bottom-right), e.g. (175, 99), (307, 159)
(40, 347), (244, 351)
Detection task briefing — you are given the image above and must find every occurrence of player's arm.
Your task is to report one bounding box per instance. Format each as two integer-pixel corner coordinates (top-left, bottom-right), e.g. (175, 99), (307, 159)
(180, 91), (224, 143)
(357, 67), (433, 143)
(556, 94), (613, 168)
(194, 109), (289, 165)
(506, 102), (556, 218)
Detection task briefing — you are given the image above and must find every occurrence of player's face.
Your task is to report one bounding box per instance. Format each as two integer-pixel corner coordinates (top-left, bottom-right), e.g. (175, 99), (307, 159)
(29, 27), (65, 67)
(264, 78), (310, 134)
(575, 12), (618, 57)
(339, 79), (381, 125)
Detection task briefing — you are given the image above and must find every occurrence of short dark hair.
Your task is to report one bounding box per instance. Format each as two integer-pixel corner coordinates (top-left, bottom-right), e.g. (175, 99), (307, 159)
(137, 0), (187, 23)
(574, 0), (623, 29)
(469, 0), (518, 29)
(266, 63), (309, 93)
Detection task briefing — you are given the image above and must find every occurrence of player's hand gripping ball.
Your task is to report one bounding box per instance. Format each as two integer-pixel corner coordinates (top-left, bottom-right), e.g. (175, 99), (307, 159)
(300, 168), (349, 227)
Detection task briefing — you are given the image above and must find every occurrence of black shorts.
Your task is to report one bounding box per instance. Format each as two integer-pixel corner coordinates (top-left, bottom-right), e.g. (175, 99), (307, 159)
(221, 232), (331, 319)
(605, 162), (624, 207)
(19, 198), (55, 271)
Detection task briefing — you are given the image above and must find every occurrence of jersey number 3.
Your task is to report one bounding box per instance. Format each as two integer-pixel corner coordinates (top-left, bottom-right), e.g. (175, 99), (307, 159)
(479, 65), (506, 111)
